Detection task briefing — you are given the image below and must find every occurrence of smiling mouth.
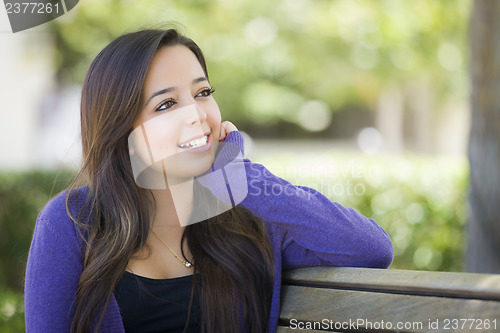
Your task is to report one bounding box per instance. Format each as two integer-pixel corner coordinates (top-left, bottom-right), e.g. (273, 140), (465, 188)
(177, 135), (209, 149)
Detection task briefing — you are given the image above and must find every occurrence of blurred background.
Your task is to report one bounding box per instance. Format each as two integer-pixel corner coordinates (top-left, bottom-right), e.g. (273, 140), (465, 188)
(0, 0), (480, 330)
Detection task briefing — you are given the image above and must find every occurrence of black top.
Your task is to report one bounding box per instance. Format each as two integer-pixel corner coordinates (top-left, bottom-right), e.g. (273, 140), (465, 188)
(114, 271), (201, 333)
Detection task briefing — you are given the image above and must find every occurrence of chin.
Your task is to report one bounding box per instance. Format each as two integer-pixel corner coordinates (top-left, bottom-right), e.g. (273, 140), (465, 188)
(165, 154), (214, 180)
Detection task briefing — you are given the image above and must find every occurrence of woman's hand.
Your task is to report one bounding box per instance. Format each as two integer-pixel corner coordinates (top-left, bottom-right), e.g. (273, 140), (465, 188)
(219, 121), (238, 142)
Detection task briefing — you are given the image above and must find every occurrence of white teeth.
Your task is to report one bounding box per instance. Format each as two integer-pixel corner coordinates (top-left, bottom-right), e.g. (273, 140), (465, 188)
(179, 135), (208, 148)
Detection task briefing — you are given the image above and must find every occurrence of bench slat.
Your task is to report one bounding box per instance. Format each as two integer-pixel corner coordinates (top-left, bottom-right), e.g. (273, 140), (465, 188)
(282, 267), (500, 300)
(279, 285), (500, 332)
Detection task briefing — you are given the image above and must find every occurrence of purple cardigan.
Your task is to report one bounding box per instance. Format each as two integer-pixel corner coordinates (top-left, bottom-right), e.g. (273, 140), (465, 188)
(24, 131), (393, 332)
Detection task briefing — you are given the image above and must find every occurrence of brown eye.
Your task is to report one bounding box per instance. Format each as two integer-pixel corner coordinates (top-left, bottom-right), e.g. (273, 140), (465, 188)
(155, 99), (176, 112)
(196, 88), (215, 98)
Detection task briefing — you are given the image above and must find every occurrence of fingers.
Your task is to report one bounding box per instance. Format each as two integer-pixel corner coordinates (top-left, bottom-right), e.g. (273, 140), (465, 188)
(219, 121), (238, 141)
(219, 126), (225, 141)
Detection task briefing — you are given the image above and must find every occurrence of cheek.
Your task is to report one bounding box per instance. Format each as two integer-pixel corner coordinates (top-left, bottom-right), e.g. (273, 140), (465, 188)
(206, 102), (222, 131)
(148, 129), (178, 158)
(211, 109), (222, 123)
(142, 113), (181, 161)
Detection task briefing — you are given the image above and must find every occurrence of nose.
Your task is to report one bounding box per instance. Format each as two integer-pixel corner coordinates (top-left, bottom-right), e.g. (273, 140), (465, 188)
(186, 104), (207, 126)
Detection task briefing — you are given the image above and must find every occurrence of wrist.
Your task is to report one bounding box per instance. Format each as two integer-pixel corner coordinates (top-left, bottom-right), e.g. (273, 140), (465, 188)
(222, 131), (244, 156)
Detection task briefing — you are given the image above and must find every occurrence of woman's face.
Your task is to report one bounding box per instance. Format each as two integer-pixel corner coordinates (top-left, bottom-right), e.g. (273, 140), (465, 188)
(130, 45), (221, 186)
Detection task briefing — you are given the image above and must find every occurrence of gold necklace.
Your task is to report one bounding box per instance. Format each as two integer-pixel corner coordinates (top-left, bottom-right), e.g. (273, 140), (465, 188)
(151, 229), (193, 268)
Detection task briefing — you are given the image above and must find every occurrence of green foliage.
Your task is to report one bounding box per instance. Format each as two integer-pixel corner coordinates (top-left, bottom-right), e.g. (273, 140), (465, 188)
(48, 0), (471, 132)
(256, 152), (468, 272)
(0, 170), (76, 291)
(0, 286), (24, 333)
(0, 170), (75, 331)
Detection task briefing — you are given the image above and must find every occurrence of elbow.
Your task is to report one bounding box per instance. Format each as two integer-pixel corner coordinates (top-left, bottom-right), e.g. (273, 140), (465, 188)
(349, 228), (394, 269)
(361, 217), (394, 268)
(374, 246), (394, 269)
(368, 234), (394, 269)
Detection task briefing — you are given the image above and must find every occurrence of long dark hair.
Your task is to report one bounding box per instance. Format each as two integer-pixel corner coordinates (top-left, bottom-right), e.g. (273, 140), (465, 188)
(67, 27), (275, 333)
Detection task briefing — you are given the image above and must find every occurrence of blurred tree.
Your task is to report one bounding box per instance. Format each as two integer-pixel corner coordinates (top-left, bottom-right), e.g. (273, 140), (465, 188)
(467, 0), (500, 273)
(48, 0), (469, 139)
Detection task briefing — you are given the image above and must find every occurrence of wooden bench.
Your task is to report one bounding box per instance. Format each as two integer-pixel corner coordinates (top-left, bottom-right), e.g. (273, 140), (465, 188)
(278, 267), (500, 332)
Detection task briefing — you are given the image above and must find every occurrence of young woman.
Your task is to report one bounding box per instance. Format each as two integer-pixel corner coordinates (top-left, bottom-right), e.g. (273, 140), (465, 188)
(24, 28), (394, 333)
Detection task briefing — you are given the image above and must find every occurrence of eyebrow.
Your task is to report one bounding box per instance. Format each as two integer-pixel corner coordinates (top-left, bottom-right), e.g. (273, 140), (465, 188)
(145, 77), (209, 106)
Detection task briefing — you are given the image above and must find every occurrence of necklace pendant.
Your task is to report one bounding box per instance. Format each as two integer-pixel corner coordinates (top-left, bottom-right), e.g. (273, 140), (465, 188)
(151, 229), (193, 268)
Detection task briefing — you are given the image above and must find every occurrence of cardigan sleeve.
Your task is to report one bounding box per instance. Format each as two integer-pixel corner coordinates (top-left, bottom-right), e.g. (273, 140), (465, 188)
(24, 190), (85, 332)
(217, 131), (394, 270)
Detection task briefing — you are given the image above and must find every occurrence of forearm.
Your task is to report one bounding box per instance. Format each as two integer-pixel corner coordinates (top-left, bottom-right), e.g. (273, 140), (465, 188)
(222, 131), (394, 269)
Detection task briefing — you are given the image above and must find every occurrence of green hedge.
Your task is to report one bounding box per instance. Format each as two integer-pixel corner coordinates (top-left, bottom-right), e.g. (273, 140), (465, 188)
(0, 286), (24, 333)
(0, 170), (77, 291)
(0, 154), (467, 329)
(0, 170), (76, 330)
